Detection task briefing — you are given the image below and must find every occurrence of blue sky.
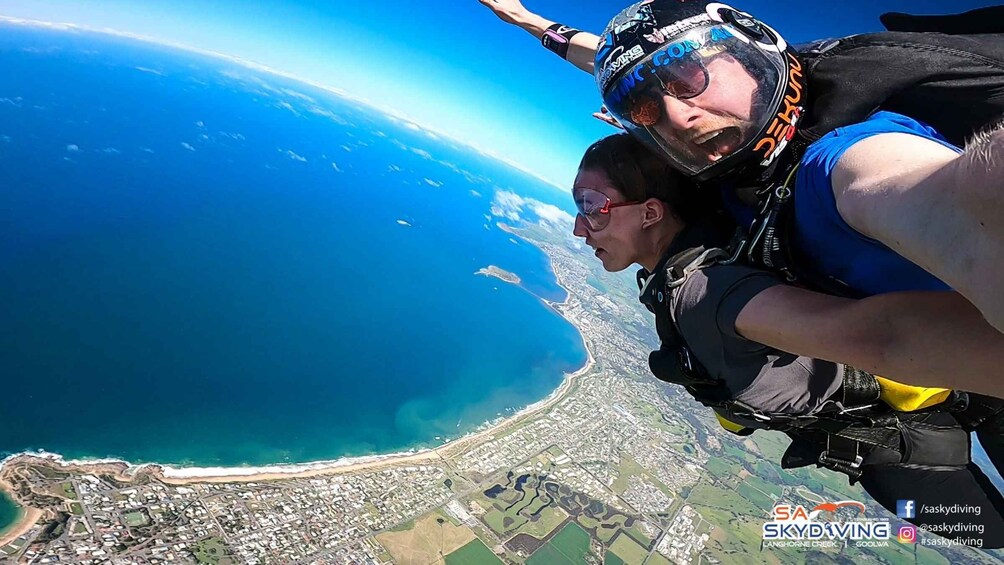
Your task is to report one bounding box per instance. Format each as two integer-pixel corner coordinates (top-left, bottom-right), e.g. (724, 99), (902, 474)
(0, 0), (998, 188)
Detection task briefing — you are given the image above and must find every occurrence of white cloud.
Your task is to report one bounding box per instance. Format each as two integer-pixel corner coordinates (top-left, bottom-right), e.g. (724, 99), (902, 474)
(134, 66), (164, 76)
(410, 148), (432, 160)
(331, 162), (342, 173)
(99, 147), (120, 154)
(489, 191), (527, 222)
(531, 202), (574, 228)
(470, 190), (482, 198)
(284, 150), (307, 162)
(280, 88), (315, 103)
(489, 190), (573, 229)
(181, 142), (195, 151)
(276, 101), (301, 116)
(423, 178), (442, 188)
(66, 144), (79, 152)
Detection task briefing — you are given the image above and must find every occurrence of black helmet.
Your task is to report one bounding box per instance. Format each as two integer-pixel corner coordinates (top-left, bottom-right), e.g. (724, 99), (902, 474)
(594, 1), (807, 182)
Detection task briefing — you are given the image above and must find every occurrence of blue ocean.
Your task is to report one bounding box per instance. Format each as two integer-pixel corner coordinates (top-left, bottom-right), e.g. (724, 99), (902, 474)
(0, 24), (587, 470)
(0, 491), (18, 537)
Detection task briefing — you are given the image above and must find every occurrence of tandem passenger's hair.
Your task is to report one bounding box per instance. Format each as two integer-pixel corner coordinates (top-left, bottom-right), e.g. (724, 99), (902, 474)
(578, 133), (727, 226)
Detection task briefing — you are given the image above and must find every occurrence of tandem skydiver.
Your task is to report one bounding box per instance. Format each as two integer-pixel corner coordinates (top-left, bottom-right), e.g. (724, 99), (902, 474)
(478, 0), (1004, 397)
(478, 0), (1004, 545)
(572, 131), (1004, 547)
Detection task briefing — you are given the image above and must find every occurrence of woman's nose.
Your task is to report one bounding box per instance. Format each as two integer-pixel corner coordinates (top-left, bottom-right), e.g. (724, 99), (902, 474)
(572, 214), (590, 237)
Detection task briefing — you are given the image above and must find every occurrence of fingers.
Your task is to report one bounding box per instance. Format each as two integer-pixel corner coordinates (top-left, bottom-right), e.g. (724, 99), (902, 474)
(592, 112), (625, 130)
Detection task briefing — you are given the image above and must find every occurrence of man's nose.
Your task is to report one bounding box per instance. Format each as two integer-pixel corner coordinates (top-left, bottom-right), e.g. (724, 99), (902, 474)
(572, 214), (590, 238)
(661, 95), (702, 129)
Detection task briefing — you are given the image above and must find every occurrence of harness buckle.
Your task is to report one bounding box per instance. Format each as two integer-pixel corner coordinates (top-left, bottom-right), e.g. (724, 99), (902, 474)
(818, 451), (864, 470)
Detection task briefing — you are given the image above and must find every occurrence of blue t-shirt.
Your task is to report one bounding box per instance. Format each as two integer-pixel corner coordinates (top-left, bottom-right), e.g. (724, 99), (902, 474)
(790, 111), (959, 295)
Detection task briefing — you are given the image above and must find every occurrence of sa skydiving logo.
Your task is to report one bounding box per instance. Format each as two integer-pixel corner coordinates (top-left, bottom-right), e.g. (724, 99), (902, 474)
(774, 501), (866, 521)
(763, 500), (892, 542)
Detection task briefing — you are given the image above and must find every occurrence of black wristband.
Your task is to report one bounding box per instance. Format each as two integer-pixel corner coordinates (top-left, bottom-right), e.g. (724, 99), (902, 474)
(541, 23), (582, 60)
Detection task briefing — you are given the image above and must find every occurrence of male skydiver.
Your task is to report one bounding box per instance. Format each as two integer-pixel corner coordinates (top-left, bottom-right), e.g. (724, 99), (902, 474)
(477, 0), (1004, 397)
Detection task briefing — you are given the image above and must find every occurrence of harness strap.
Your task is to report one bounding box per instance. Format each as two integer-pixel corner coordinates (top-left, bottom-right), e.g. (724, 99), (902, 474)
(819, 434), (865, 481)
(841, 367), (881, 406)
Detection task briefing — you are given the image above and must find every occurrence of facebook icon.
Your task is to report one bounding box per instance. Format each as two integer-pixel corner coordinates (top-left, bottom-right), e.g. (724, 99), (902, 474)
(897, 500), (916, 519)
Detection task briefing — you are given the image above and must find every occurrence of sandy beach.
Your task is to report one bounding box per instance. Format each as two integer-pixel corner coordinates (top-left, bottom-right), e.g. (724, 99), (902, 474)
(0, 507), (41, 548)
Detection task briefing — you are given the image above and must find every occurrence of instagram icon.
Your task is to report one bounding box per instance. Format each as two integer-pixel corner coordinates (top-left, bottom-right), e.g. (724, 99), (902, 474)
(898, 525), (917, 543)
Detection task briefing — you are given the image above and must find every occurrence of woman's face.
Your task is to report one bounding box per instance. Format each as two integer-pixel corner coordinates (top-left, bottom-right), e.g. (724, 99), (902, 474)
(571, 167), (646, 272)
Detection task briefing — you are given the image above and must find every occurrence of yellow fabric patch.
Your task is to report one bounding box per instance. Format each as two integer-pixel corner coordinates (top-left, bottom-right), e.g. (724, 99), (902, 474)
(715, 412), (750, 434)
(876, 376), (952, 412)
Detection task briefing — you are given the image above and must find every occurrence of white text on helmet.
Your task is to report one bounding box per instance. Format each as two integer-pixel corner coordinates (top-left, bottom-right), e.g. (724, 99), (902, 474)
(597, 45), (647, 88)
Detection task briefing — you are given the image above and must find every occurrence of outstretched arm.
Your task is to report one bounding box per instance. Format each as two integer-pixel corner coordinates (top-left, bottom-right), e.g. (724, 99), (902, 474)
(477, 0), (600, 74)
(735, 286), (1004, 397)
(831, 125), (1004, 333)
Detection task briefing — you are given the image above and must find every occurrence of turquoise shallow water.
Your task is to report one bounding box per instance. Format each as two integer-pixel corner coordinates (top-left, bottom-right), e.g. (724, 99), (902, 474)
(0, 25), (587, 467)
(0, 491), (20, 538)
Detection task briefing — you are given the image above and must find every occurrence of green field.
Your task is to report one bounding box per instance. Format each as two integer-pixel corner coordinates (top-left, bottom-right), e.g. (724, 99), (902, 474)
(688, 483), (759, 516)
(515, 505), (566, 539)
(604, 551), (625, 565)
(60, 482), (78, 500)
(445, 539), (503, 565)
(624, 523), (653, 548)
(527, 522), (593, 565)
(705, 457), (740, 482)
(737, 482), (774, 513)
(608, 532), (649, 565)
(69, 502), (84, 515)
(123, 511), (149, 527)
(745, 475), (781, 499)
(483, 508), (508, 535)
(192, 537), (231, 565)
(611, 456), (647, 495)
(575, 512), (634, 545)
(749, 431), (790, 462)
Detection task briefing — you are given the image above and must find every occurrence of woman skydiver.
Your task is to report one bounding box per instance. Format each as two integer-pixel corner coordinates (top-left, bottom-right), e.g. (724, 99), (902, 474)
(571, 132), (1004, 548)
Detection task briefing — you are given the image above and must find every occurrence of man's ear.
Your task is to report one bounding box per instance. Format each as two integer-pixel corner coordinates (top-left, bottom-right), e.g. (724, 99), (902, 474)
(640, 198), (666, 228)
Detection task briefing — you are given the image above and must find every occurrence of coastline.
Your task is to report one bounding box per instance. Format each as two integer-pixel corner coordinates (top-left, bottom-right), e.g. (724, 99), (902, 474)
(0, 507), (39, 549)
(0, 237), (596, 533)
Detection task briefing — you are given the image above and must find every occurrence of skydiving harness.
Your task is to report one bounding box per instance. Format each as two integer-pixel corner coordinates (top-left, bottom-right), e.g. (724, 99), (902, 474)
(637, 243), (971, 483)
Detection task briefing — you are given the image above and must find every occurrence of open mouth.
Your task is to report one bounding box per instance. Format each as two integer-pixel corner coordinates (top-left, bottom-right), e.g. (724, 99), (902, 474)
(694, 127), (743, 161)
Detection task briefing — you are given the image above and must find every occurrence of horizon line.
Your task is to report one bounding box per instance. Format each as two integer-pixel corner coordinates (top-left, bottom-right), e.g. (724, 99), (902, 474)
(0, 14), (569, 194)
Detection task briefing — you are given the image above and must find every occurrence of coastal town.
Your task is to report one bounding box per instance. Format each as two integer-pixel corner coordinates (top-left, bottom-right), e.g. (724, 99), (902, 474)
(1, 224), (1000, 565)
